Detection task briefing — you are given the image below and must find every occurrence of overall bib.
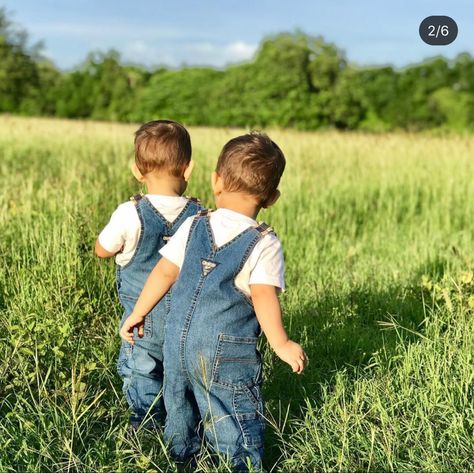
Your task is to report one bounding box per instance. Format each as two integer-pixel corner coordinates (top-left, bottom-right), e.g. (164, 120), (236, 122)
(116, 194), (202, 427)
(163, 211), (273, 471)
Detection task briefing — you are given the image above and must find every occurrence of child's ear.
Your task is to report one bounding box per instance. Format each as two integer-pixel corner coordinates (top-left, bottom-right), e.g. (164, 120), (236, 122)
(131, 162), (145, 183)
(263, 189), (280, 208)
(211, 171), (225, 196)
(183, 160), (195, 182)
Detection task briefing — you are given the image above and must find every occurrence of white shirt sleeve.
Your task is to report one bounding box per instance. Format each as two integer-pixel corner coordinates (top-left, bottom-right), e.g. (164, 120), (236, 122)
(248, 234), (285, 290)
(159, 216), (195, 268)
(98, 203), (131, 254)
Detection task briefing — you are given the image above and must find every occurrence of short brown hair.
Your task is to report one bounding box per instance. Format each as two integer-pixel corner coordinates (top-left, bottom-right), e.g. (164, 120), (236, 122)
(134, 120), (191, 176)
(216, 132), (286, 206)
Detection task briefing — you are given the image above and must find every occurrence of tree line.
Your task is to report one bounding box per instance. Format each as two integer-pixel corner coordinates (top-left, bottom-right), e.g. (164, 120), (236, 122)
(2, 9), (474, 131)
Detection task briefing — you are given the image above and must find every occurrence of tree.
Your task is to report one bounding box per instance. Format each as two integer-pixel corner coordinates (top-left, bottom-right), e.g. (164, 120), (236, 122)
(0, 8), (42, 112)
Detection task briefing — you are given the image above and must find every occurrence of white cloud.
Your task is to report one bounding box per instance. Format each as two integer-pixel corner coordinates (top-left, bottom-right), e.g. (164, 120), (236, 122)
(123, 40), (175, 66)
(29, 20), (257, 68)
(225, 41), (258, 61)
(122, 40), (257, 68)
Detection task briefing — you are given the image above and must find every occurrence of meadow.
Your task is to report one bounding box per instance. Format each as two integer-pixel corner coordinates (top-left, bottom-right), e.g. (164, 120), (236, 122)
(0, 116), (472, 472)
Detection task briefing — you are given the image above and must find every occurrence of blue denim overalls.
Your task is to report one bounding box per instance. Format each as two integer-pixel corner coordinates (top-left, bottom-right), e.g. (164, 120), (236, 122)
(116, 194), (202, 428)
(163, 210), (274, 471)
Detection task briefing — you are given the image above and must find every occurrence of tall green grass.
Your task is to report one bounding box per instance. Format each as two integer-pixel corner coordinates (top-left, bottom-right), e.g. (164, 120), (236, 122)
(0, 117), (472, 472)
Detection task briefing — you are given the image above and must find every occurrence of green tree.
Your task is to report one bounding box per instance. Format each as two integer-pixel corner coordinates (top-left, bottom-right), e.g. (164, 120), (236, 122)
(0, 8), (41, 112)
(132, 67), (223, 125)
(391, 57), (452, 129)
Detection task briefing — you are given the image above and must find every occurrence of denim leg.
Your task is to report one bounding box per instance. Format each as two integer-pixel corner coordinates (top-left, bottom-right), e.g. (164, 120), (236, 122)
(117, 308), (165, 427)
(192, 382), (265, 472)
(163, 369), (201, 461)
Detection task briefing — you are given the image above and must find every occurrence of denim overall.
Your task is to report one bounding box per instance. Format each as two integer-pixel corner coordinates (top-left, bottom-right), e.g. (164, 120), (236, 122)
(163, 210), (273, 471)
(116, 194), (202, 428)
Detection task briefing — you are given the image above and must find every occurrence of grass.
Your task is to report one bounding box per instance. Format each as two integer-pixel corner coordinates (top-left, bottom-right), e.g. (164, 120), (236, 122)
(0, 116), (472, 472)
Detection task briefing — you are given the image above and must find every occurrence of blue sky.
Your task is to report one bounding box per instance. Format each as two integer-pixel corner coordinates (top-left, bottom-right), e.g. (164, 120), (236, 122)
(2, 0), (473, 70)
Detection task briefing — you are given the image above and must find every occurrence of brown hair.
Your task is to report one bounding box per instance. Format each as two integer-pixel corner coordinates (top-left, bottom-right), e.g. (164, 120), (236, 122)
(134, 120), (191, 176)
(216, 132), (286, 206)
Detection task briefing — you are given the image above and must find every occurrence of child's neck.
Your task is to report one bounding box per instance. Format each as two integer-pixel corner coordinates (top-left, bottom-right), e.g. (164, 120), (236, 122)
(143, 174), (185, 197)
(216, 192), (261, 220)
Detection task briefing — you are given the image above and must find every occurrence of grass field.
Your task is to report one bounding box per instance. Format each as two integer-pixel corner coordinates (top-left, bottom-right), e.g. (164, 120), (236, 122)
(0, 116), (473, 472)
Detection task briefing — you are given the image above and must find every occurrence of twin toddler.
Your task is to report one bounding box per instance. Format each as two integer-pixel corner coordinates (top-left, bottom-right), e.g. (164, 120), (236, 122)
(96, 120), (307, 471)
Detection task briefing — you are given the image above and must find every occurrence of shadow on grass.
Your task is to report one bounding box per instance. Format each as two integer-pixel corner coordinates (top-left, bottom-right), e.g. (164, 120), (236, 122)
(262, 263), (447, 469)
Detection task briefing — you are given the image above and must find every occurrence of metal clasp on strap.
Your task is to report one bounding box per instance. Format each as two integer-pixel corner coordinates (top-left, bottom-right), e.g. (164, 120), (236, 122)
(197, 208), (212, 217)
(255, 222), (274, 236)
(185, 196), (201, 204)
(129, 192), (144, 205)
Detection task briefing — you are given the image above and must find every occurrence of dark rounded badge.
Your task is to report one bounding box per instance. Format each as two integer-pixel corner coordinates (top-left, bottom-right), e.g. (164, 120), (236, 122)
(419, 16), (458, 45)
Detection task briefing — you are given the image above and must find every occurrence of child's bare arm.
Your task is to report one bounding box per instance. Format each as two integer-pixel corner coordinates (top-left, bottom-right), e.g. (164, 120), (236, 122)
(250, 284), (308, 374)
(120, 257), (179, 344)
(95, 239), (117, 258)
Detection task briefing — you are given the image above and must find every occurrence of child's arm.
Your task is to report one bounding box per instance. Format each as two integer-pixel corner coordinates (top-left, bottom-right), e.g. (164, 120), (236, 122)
(250, 284), (308, 374)
(95, 203), (132, 259)
(95, 239), (119, 258)
(119, 257), (179, 344)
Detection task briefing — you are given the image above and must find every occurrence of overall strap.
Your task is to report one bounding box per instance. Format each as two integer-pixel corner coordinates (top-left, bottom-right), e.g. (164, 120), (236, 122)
(169, 196), (204, 233)
(184, 210), (214, 253)
(129, 192), (144, 206)
(197, 208), (212, 217)
(185, 196), (201, 205)
(254, 221), (274, 237)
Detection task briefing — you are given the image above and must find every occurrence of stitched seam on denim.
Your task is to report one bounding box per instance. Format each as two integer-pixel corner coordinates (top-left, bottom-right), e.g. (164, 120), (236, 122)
(170, 200), (202, 231)
(185, 195), (201, 204)
(203, 215), (216, 252)
(219, 358), (259, 363)
(167, 197), (201, 226)
(165, 289), (171, 313)
(232, 388), (261, 447)
(118, 293), (137, 301)
(243, 385), (261, 410)
(141, 195), (174, 227)
(212, 350), (260, 388)
(143, 196), (200, 228)
(116, 265), (122, 293)
(210, 333), (225, 386)
(184, 215), (202, 254)
(179, 274), (206, 381)
(220, 335), (258, 344)
(232, 389), (247, 444)
(144, 313), (152, 337)
(212, 376), (259, 390)
(230, 231), (262, 309)
(119, 201), (146, 270)
(203, 216), (256, 253)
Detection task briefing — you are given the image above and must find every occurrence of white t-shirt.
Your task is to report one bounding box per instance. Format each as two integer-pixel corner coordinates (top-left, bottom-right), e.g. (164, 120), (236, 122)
(98, 195), (190, 266)
(160, 208), (285, 296)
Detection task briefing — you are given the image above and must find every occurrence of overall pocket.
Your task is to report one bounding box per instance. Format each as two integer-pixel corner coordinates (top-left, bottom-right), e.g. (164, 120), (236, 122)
(233, 384), (265, 448)
(211, 334), (261, 388)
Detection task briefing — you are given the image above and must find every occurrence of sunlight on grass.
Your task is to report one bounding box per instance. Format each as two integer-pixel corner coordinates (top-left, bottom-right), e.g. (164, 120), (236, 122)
(0, 117), (472, 471)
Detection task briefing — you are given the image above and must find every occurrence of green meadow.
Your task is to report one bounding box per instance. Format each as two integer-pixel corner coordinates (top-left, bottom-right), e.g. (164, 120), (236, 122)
(0, 116), (472, 472)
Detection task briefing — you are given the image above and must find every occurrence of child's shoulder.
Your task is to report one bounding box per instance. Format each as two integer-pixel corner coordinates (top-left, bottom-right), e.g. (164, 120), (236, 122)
(257, 227), (282, 250)
(111, 199), (138, 217)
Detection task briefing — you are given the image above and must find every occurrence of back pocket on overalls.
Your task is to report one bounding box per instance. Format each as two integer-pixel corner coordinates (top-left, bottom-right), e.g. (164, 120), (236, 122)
(212, 334), (261, 388)
(233, 384), (265, 448)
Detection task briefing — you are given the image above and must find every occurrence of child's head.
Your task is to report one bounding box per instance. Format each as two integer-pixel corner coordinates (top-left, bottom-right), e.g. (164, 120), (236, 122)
(132, 120), (193, 191)
(213, 132), (286, 209)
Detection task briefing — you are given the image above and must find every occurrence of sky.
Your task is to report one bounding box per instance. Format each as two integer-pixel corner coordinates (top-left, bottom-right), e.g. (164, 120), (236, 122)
(2, 0), (473, 70)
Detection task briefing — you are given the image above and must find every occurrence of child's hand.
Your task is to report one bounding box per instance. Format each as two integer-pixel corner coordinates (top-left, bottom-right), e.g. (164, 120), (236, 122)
(274, 340), (308, 374)
(119, 313), (145, 344)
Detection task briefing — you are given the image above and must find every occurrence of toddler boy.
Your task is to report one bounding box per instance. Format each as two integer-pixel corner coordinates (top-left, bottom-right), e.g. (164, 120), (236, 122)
(96, 120), (202, 428)
(121, 132), (307, 470)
